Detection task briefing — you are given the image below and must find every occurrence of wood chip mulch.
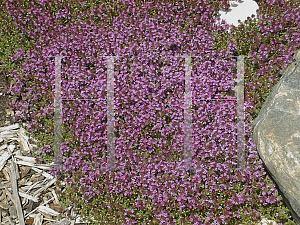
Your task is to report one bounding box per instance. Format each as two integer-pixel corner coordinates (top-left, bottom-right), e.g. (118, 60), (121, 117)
(0, 123), (93, 225)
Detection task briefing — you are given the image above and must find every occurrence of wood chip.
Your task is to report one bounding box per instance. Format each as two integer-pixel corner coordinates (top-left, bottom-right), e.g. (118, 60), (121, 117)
(14, 155), (36, 164)
(0, 123), (81, 224)
(37, 206), (60, 216)
(0, 150), (11, 171)
(9, 158), (25, 225)
(33, 213), (43, 225)
(0, 124), (19, 132)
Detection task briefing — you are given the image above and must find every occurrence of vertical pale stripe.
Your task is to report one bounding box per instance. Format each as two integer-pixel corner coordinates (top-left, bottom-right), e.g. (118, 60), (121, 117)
(106, 56), (116, 171)
(54, 55), (63, 167)
(235, 55), (245, 170)
(184, 55), (193, 171)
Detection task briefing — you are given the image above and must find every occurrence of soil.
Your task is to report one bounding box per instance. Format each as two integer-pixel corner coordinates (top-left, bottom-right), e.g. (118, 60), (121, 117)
(0, 65), (17, 127)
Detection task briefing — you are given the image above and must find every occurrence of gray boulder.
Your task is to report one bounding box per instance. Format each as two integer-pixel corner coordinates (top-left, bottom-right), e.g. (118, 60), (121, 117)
(252, 49), (300, 225)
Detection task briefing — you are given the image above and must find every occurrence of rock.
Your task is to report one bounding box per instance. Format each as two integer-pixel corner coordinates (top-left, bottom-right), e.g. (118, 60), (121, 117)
(238, 216), (278, 225)
(252, 48), (300, 225)
(257, 217), (278, 225)
(214, 0), (260, 33)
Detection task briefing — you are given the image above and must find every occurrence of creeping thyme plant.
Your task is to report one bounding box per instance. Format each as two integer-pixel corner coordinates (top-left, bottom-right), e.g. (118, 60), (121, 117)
(1, 0), (299, 224)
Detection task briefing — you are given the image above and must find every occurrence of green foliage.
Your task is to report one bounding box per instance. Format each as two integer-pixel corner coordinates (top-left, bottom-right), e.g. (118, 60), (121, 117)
(29, 116), (77, 163)
(0, 1), (35, 75)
